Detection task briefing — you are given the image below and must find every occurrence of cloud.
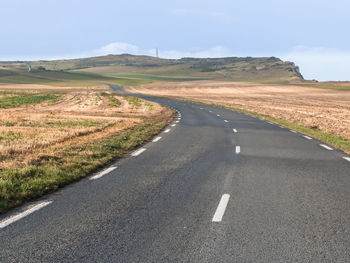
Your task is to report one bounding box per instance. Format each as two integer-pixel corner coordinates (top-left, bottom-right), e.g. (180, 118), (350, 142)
(148, 46), (234, 59)
(170, 9), (232, 22)
(279, 46), (350, 81)
(95, 42), (139, 55)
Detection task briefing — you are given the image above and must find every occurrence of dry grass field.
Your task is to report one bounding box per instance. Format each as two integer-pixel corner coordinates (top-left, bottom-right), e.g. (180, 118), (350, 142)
(0, 84), (173, 213)
(128, 81), (350, 150)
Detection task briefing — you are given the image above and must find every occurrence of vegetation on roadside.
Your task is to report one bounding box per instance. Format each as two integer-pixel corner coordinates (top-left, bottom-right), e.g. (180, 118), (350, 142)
(0, 93), (59, 108)
(0, 116), (172, 214)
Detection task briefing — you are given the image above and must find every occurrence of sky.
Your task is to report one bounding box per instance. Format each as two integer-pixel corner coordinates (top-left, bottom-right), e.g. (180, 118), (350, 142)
(1, 0), (350, 81)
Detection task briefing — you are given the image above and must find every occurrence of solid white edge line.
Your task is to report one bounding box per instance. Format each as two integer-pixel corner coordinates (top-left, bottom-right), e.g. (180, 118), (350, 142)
(343, 157), (350, 162)
(212, 194), (230, 222)
(131, 148), (147, 156)
(164, 129), (171, 133)
(320, 144), (333, 150)
(233, 129), (237, 133)
(236, 146), (241, 154)
(0, 201), (53, 229)
(90, 166), (117, 180)
(303, 135), (312, 140)
(152, 136), (162, 142)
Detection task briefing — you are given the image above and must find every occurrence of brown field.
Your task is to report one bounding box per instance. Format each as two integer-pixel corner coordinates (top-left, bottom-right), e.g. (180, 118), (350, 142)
(127, 81), (350, 142)
(0, 84), (171, 169)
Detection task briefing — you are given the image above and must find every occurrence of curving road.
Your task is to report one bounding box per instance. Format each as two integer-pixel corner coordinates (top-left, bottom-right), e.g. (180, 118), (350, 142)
(1, 84), (350, 262)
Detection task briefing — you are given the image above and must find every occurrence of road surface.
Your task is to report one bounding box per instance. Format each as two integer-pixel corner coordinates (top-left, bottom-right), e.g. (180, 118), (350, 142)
(1, 84), (350, 262)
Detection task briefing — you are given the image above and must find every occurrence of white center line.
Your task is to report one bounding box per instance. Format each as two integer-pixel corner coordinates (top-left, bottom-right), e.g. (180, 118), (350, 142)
(171, 124), (176, 127)
(224, 120), (228, 123)
(303, 135), (312, 140)
(164, 129), (171, 133)
(131, 148), (147, 156)
(152, 136), (162, 142)
(236, 146), (241, 154)
(320, 144), (333, 150)
(343, 157), (350, 162)
(233, 129), (237, 133)
(90, 166), (117, 180)
(0, 201), (53, 229)
(212, 194), (230, 222)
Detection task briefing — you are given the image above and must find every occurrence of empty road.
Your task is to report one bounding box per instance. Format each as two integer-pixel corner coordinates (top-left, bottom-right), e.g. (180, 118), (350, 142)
(1, 85), (350, 262)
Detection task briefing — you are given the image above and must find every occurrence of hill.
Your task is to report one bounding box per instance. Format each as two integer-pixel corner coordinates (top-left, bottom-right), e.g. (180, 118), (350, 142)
(0, 54), (303, 84)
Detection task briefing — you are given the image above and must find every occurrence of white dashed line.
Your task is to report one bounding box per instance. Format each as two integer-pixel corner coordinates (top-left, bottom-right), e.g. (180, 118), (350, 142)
(236, 146), (241, 154)
(0, 201), (52, 229)
(90, 166), (117, 180)
(171, 124), (176, 127)
(224, 120), (228, 123)
(267, 121), (273, 124)
(343, 157), (350, 162)
(163, 129), (171, 133)
(303, 135), (312, 140)
(131, 148), (147, 156)
(320, 144), (333, 151)
(152, 136), (162, 142)
(200, 108), (203, 110)
(209, 110), (212, 113)
(279, 126), (284, 128)
(176, 121), (180, 123)
(290, 130), (297, 133)
(212, 194), (230, 222)
(217, 114), (220, 117)
(233, 129), (237, 133)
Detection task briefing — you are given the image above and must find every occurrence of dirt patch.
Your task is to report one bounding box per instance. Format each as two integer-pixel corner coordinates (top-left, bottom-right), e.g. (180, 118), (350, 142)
(0, 85), (168, 168)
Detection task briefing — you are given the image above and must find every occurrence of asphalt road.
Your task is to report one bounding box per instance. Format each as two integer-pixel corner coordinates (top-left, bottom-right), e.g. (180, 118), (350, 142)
(1, 84), (350, 262)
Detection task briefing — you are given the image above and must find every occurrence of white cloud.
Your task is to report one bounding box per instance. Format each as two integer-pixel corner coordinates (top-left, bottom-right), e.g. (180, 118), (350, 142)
(95, 42), (139, 55)
(147, 46), (234, 59)
(170, 9), (232, 22)
(280, 46), (350, 81)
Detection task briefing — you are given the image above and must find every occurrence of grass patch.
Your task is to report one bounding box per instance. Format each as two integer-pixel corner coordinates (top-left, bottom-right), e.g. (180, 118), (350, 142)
(0, 115), (172, 214)
(124, 96), (142, 108)
(0, 94), (59, 108)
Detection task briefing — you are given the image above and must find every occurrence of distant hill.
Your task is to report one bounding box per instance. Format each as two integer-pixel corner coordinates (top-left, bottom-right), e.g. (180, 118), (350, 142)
(0, 54), (303, 83)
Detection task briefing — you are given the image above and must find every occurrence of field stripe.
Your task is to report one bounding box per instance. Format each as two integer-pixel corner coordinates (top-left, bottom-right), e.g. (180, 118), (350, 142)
(320, 144), (333, 150)
(90, 167), (117, 180)
(131, 148), (147, 156)
(0, 201), (52, 229)
(236, 146), (241, 154)
(212, 194), (230, 222)
(152, 136), (162, 142)
(303, 135), (312, 140)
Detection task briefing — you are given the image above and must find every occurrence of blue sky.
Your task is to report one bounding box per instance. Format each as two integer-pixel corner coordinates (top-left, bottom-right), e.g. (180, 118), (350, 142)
(1, 0), (350, 81)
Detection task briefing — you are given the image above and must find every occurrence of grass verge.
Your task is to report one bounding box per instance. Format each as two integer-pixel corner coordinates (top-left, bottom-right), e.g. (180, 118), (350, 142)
(0, 115), (173, 214)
